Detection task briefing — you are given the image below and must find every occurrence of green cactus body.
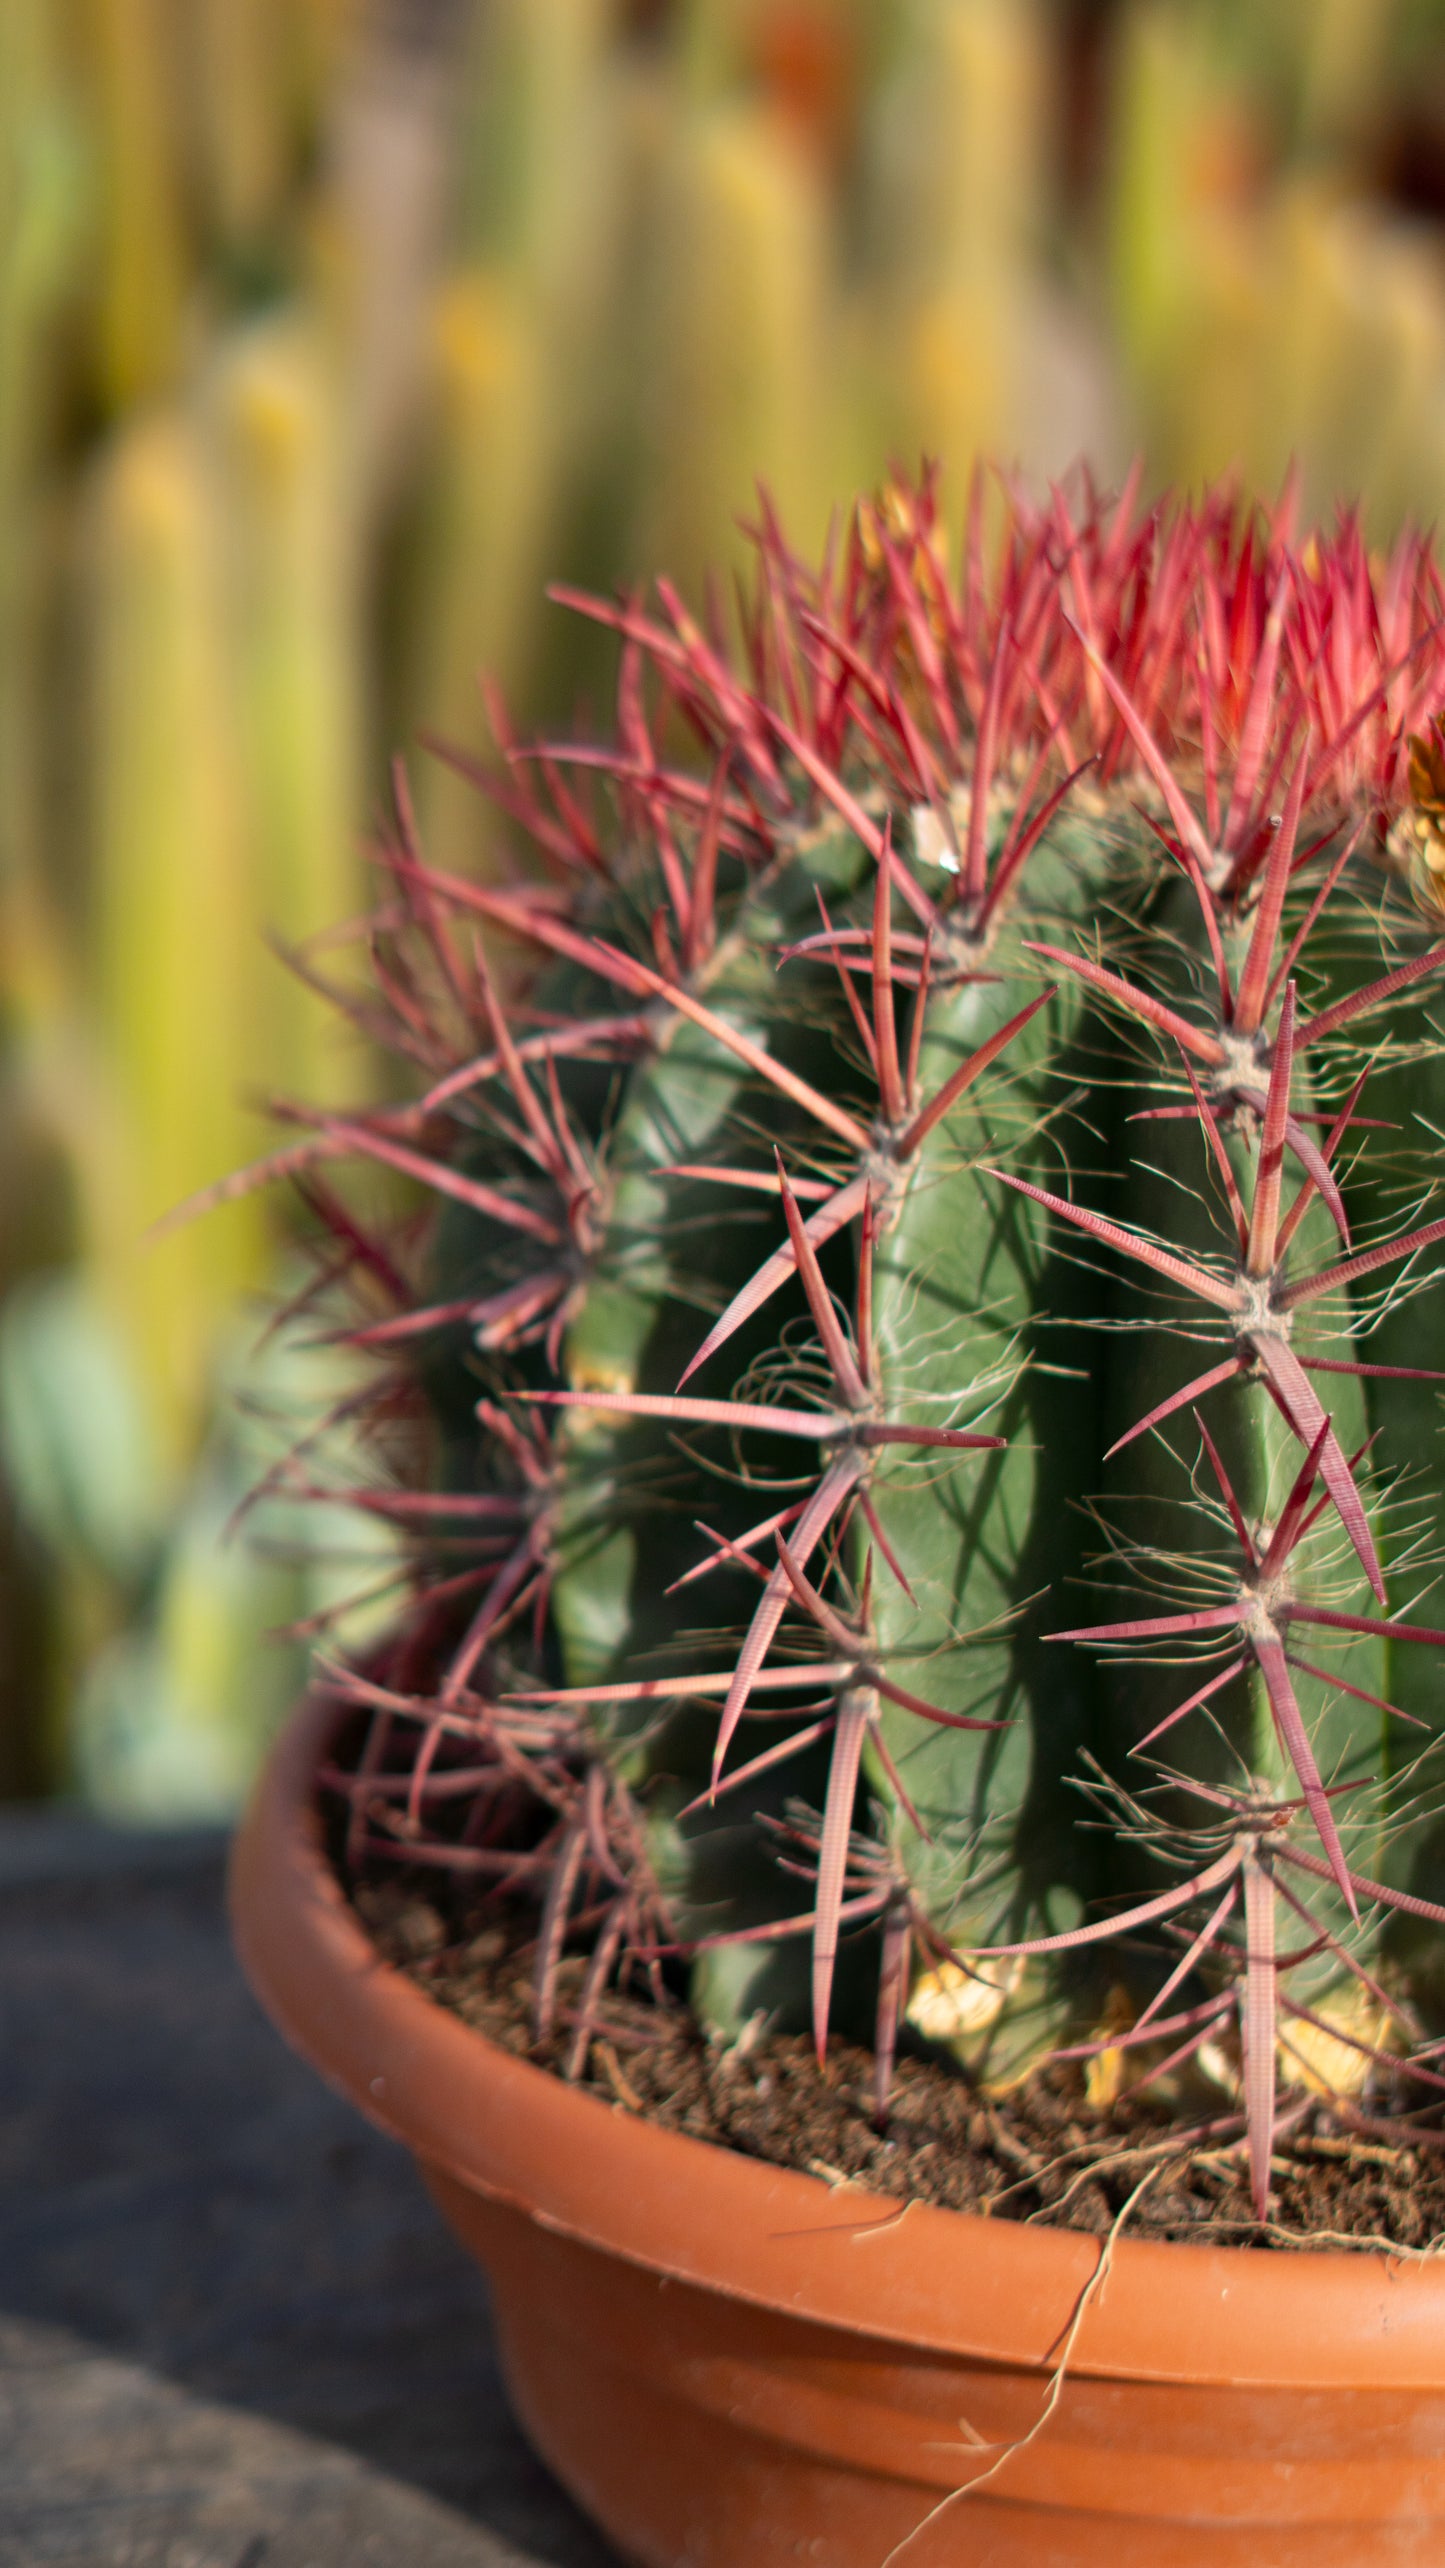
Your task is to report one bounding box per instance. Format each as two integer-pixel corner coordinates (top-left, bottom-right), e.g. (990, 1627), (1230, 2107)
(549, 993), (770, 1712)
(864, 857), (1119, 2078)
(1099, 880), (1379, 1767)
(551, 836), (866, 1712)
(1083, 872), (1383, 2039)
(547, 835), (887, 1991)
(1307, 859), (1445, 2000)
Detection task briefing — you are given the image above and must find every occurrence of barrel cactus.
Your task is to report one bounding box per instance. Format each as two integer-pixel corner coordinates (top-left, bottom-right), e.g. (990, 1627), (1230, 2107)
(243, 470), (1445, 2220)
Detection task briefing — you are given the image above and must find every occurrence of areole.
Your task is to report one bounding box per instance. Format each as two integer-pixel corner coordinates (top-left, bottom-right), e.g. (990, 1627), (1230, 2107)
(231, 1690), (1445, 2568)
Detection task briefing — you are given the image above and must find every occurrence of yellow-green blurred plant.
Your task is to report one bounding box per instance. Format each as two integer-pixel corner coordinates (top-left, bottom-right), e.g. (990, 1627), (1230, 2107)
(400, 0), (636, 887)
(1103, 0), (1445, 530)
(859, 0), (1052, 484)
(0, 1), (371, 1811)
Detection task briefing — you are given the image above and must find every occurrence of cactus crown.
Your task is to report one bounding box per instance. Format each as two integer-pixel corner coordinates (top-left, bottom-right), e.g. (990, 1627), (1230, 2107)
(248, 467), (1445, 2221)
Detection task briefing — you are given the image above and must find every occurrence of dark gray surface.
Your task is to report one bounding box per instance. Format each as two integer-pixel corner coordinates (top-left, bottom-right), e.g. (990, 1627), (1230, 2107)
(0, 1812), (615, 2567)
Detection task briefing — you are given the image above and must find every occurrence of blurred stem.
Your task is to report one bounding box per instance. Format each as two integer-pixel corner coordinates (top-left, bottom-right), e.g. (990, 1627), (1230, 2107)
(83, 0), (189, 410)
(86, 413), (268, 1465)
(459, 0), (620, 269)
(190, 0), (291, 250)
(318, 0), (464, 533)
(0, 1), (85, 1025)
(859, 0), (1049, 496)
(634, 95), (836, 598)
(406, 269), (557, 879)
(209, 313), (364, 1100)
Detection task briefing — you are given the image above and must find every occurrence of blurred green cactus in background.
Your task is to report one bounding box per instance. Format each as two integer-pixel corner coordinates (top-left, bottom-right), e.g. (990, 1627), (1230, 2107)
(6, 0), (1445, 1813)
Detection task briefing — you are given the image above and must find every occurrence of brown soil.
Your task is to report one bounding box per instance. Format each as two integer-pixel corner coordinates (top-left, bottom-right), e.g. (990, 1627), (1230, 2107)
(353, 1875), (1445, 2254)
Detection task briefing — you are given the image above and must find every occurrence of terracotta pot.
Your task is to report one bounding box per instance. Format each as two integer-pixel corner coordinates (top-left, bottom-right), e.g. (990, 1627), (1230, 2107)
(231, 1693), (1445, 2567)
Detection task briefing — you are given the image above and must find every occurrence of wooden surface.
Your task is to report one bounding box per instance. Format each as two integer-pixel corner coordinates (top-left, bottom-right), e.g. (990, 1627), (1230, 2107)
(0, 1809), (615, 2567)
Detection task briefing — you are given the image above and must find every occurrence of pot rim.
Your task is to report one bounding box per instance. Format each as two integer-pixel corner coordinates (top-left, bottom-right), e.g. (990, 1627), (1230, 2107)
(230, 1688), (1445, 2391)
